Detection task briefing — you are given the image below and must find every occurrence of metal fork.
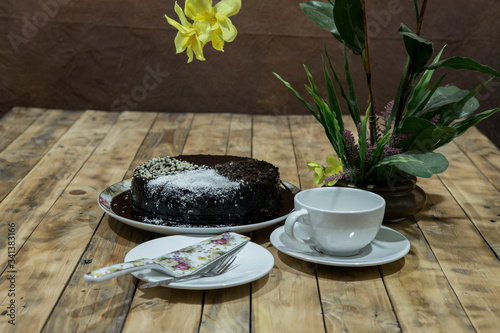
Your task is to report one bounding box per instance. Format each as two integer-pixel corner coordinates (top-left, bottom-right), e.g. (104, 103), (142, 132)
(139, 255), (237, 289)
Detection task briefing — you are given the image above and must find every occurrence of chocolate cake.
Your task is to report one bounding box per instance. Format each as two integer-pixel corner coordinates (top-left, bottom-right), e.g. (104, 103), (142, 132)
(130, 155), (282, 225)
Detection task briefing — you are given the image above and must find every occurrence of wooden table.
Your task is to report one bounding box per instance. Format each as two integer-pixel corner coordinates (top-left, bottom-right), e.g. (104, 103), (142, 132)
(1, 107), (499, 332)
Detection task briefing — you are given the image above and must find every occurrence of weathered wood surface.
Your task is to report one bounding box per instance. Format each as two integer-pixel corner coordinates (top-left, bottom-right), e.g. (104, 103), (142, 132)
(0, 108), (499, 333)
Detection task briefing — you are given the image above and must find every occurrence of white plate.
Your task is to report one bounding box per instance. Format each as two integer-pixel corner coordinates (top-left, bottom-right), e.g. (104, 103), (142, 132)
(98, 179), (297, 235)
(124, 235), (274, 289)
(270, 225), (410, 267)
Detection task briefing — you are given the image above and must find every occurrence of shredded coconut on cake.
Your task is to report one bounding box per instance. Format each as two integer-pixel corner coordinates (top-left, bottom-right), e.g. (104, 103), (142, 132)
(147, 169), (241, 195)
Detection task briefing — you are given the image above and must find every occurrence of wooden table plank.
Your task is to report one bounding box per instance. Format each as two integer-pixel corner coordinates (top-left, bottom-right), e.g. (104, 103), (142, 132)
(416, 175), (500, 332)
(123, 112), (195, 178)
(453, 127), (500, 190)
(40, 111), (158, 332)
(0, 111), (156, 333)
(0, 109), (82, 202)
(251, 115), (325, 333)
(0, 110), (119, 260)
(182, 113), (232, 155)
(1, 108), (499, 332)
(381, 220), (474, 333)
(288, 114), (336, 190)
(227, 113), (252, 157)
(252, 115), (300, 187)
(0, 107), (45, 152)
(436, 143), (500, 256)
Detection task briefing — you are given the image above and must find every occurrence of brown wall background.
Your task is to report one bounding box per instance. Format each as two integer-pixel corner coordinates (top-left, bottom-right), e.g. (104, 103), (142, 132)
(2, 0), (500, 146)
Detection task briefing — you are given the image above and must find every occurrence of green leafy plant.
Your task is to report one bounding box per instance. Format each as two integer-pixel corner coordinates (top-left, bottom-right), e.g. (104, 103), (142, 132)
(275, 0), (500, 187)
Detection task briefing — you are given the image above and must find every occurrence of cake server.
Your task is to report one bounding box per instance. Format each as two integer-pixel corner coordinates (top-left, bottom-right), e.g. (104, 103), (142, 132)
(139, 254), (237, 288)
(84, 232), (249, 283)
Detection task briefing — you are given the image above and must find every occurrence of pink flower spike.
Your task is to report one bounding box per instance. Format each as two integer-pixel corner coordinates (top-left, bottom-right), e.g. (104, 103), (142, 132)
(430, 114), (440, 124)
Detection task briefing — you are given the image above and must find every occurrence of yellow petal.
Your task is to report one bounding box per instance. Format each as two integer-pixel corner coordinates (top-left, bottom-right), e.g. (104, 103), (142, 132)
(193, 20), (212, 43)
(211, 29), (225, 51)
(185, 0), (213, 21)
(191, 38), (206, 61)
(307, 161), (321, 171)
(174, 2), (190, 27)
(326, 155), (343, 170)
(312, 171), (325, 185)
(325, 179), (339, 186)
(324, 167), (340, 177)
(217, 16), (237, 42)
(174, 33), (187, 54)
(214, 0), (241, 17)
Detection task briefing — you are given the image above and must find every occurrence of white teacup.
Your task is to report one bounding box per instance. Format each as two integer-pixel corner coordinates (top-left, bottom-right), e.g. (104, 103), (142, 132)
(285, 187), (386, 256)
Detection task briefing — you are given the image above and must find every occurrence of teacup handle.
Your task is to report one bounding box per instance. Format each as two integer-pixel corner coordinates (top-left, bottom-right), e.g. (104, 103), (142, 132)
(284, 209), (315, 246)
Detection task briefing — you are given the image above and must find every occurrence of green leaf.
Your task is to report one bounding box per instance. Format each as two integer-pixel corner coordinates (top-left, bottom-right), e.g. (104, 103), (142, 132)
(322, 56), (344, 136)
(358, 108), (370, 180)
(342, 46), (362, 125)
(418, 86), (470, 120)
(273, 72), (319, 121)
(325, 46), (358, 125)
(426, 56), (500, 78)
(452, 107), (500, 137)
(384, 58), (410, 134)
(333, 0), (365, 55)
(440, 86), (485, 126)
(405, 74), (447, 119)
(398, 23), (434, 73)
(397, 117), (457, 152)
(300, 2), (342, 42)
(413, 0), (420, 23)
(407, 46), (446, 113)
(379, 151), (449, 178)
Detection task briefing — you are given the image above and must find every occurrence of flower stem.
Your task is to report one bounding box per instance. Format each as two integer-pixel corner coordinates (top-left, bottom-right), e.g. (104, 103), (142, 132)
(361, 0), (376, 146)
(394, 0), (429, 129)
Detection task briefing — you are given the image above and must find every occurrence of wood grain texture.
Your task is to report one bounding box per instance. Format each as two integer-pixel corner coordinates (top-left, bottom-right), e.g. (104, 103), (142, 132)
(2, 108), (500, 332)
(453, 126), (500, 190)
(416, 175), (500, 332)
(0, 107), (45, 152)
(227, 113), (252, 157)
(0, 110), (119, 256)
(381, 220), (474, 333)
(0, 112), (157, 333)
(181, 113), (231, 155)
(436, 142), (500, 256)
(0, 109), (82, 202)
(288, 114), (334, 190)
(40, 111), (157, 332)
(252, 115), (300, 187)
(252, 115), (325, 333)
(123, 112), (195, 179)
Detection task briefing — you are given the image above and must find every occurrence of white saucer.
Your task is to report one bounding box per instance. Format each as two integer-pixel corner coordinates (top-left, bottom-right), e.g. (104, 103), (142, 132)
(270, 225), (410, 267)
(124, 235), (274, 290)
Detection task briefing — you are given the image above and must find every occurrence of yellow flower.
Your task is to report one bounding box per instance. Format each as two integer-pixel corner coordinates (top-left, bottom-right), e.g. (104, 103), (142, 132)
(165, 2), (212, 62)
(185, 0), (241, 51)
(307, 156), (343, 186)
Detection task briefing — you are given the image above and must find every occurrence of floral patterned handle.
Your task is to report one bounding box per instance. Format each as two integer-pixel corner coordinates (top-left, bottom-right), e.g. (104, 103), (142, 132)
(84, 258), (163, 283)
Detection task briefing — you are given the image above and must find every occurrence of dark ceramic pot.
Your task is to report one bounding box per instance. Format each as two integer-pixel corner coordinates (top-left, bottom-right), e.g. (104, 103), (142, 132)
(335, 177), (426, 221)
